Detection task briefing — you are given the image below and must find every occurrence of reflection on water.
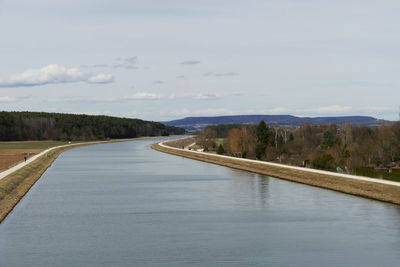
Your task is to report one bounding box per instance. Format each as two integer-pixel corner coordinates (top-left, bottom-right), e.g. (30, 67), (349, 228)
(1, 138), (400, 266)
(225, 168), (271, 209)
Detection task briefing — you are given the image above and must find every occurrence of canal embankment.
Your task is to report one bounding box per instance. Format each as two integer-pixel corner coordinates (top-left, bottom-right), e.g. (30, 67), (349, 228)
(153, 140), (400, 205)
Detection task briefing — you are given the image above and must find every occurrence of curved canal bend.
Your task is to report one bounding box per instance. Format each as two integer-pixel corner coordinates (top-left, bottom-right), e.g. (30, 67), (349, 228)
(1, 138), (400, 266)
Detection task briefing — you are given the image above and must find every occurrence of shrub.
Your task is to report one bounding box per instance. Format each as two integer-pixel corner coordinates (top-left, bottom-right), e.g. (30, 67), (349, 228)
(216, 144), (225, 155)
(312, 153), (336, 171)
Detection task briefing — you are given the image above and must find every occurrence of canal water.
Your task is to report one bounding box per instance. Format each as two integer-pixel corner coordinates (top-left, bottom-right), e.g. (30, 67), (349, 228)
(1, 138), (400, 266)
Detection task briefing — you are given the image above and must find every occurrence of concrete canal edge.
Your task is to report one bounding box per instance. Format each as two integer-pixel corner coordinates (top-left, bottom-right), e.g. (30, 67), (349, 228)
(152, 142), (400, 206)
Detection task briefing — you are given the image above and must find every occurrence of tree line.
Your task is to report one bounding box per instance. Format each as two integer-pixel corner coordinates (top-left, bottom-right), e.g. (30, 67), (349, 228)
(0, 111), (184, 141)
(197, 121), (400, 174)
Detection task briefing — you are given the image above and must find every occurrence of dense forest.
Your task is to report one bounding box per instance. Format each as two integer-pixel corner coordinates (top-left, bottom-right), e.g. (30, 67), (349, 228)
(197, 121), (400, 179)
(0, 111), (184, 141)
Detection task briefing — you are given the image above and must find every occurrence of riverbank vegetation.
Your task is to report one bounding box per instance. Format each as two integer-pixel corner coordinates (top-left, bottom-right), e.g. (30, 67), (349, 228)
(0, 111), (184, 141)
(196, 121), (400, 180)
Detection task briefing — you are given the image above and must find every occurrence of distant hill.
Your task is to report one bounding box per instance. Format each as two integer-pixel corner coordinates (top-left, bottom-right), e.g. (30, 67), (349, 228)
(163, 115), (385, 131)
(0, 111), (184, 141)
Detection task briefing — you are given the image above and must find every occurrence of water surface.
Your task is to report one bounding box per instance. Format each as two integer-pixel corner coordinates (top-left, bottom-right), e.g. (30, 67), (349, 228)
(1, 138), (400, 266)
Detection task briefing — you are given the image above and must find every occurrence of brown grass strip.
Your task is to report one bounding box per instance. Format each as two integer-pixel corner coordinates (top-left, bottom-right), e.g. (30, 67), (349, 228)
(163, 137), (196, 149)
(153, 143), (400, 205)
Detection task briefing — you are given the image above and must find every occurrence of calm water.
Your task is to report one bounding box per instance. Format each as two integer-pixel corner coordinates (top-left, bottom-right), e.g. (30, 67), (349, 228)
(1, 138), (400, 266)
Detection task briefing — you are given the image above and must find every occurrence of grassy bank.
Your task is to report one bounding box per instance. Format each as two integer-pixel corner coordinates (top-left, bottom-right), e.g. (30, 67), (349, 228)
(153, 142), (400, 205)
(162, 137), (196, 149)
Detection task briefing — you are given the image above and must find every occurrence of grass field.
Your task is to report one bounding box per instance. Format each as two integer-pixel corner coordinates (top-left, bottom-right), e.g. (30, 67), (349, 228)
(0, 141), (68, 150)
(214, 138), (224, 146)
(0, 141), (70, 172)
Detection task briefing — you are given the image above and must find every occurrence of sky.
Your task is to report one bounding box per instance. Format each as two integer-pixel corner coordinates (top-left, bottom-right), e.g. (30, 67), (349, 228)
(0, 0), (399, 121)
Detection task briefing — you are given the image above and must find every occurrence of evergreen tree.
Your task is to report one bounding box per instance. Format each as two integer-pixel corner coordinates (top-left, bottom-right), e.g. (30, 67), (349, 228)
(216, 144), (225, 155)
(255, 120), (271, 159)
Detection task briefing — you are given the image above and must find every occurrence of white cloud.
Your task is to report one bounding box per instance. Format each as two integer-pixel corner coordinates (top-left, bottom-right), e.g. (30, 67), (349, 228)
(195, 93), (218, 100)
(0, 96), (16, 102)
(124, 92), (160, 100)
(87, 73), (114, 84)
(0, 64), (114, 87)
